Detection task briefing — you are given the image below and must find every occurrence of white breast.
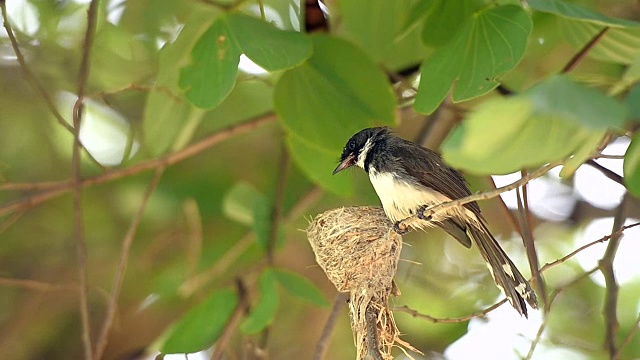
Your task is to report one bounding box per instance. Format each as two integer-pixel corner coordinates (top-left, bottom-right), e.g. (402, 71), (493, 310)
(368, 168), (476, 229)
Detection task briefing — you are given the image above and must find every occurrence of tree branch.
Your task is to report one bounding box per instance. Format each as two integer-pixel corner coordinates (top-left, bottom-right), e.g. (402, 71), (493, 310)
(314, 293), (348, 360)
(392, 300), (508, 323)
(266, 147), (289, 264)
(0, 113), (276, 218)
(561, 27), (610, 74)
(600, 193), (628, 358)
(210, 279), (250, 360)
(586, 160), (624, 186)
(94, 167), (165, 359)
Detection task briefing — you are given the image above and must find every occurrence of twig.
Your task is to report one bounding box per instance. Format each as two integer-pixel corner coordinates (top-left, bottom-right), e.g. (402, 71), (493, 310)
(94, 167), (165, 360)
(210, 279), (250, 360)
(314, 293), (349, 360)
(398, 161), (563, 231)
(0, 277), (73, 292)
(0, 208), (25, 233)
(392, 299), (507, 323)
(72, 1), (101, 358)
(266, 147), (289, 264)
(614, 312), (640, 359)
(586, 160), (624, 186)
(600, 193), (628, 358)
(0, 180), (71, 192)
(517, 172), (547, 305)
(0, 113), (276, 218)
(365, 304), (384, 360)
(561, 27), (610, 73)
(539, 221), (640, 273)
(184, 199), (203, 278)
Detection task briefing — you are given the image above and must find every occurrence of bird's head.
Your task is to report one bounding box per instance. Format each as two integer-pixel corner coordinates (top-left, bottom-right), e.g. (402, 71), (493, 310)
(333, 127), (390, 175)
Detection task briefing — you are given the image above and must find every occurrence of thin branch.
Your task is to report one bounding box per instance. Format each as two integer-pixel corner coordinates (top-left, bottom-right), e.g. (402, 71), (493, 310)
(586, 160), (624, 186)
(314, 293), (349, 360)
(0, 208), (25, 233)
(398, 161), (564, 231)
(561, 27), (610, 73)
(539, 221), (640, 273)
(600, 193), (628, 358)
(0, 113), (276, 218)
(210, 279), (250, 360)
(72, 1), (101, 358)
(392, 299), (508, 323)
(72, 1), (100, 358)
(266, 147), (289, 264)
(0, 180), (71, 192)
(0, 277), (73, 292)
(94, 167), (165, 360)
(517, 171), (547, 305)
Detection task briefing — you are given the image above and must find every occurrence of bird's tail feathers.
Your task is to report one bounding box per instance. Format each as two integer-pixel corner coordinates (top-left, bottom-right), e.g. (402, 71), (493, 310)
(467, 221), (538, 317)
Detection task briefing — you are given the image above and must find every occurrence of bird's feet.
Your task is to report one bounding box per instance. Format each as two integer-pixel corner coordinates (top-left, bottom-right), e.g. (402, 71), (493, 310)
(393, 221), (409, 235)
(417, 205), (433, 221)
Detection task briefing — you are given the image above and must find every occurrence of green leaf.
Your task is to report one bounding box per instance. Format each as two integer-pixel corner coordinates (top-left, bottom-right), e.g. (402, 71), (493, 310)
(222, 182), (272, 249)
(240, 269), (279, 334)
(625, 83), (640, 121)
(273, 268), (329, 307)
(415, 5), (532, 114)
(275, 34), (396, 151)
(179, 17), (242, 109)
(421, 0), (482, 47)
(143, 11), (215, 155)
(559, 131), (606, 177)
(527, 0), (640, 28)
(526, 75), (627, 130)
(624, 133), (640, 196)
(286, 133), (353, 196)
(442, 76), (626, 174)
(160, 288), (238, 354)
(225, 13), (312, 71)
(560, 19), (640, 65)
(337, 0), (429, 70)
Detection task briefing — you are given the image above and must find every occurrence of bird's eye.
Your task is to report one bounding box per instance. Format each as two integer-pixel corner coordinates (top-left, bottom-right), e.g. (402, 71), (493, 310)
(348, 141), (356, 151)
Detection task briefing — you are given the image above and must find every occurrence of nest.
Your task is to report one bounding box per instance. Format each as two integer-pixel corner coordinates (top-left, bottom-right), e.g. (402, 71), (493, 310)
(307, 206), (418, 359)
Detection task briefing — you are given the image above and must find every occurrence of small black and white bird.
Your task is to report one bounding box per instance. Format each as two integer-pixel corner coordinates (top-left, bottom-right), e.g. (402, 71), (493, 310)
(333, 127), (538, 317)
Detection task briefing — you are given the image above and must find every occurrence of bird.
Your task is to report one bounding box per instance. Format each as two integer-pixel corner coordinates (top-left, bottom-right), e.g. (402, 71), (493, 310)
(333, 127), (538, 317)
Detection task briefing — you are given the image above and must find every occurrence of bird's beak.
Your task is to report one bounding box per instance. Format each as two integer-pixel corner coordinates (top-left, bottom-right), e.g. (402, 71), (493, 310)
(333, 154), (356, 175)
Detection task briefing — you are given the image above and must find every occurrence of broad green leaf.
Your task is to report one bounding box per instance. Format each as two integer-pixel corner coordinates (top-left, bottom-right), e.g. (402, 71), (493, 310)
(240, 269), (279, 334)
(225, 13), (311, 71)
(179, 17), (242, 109)
(624, 133), (640, 196)
(560, 19), (640, 65)
(275, 34), (396, 151)
(337, 0), (429, 70)
(527, 0), (640, 28)
(143, 11), (215, 155)
(443, 76), (625, 174)
(526, 75), (627, 130)
(421, 0), (482, 47)
(222, 182), (272, 249)
(625, 83), (640, 121)
(396, 0), (437, 42)
(559, 131), (606, 177)
(286, 133), (353, 196)
(415, 5), (531, 114)
(273, 268), (329, 307)
(160, 288), (238, 354)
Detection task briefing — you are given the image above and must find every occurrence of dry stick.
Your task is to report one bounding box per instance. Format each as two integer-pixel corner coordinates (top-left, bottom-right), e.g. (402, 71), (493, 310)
(0, 113), (277, 218)
(314, 293), (349, 360)
(586, 160), (624, 186)
(614, 312), (640, 359)
(600, 193), (628, 359)
(72, 1), (101, 358)
(94, 167), (165, 360)
(210, 279), (250, 360)
(398, 161), (564, 231)
(393, 299), (508, 324)
(517, 174), (547, 305)
(0, 277), (73, 292)
(561, 27), (610, 74)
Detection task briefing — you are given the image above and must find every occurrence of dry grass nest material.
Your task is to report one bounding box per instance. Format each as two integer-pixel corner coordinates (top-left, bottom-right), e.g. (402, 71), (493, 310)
(307, 206), (419, 359)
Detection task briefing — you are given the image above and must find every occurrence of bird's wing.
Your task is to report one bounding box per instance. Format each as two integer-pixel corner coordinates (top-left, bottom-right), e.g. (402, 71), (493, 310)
(391, 139), (482, 215)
